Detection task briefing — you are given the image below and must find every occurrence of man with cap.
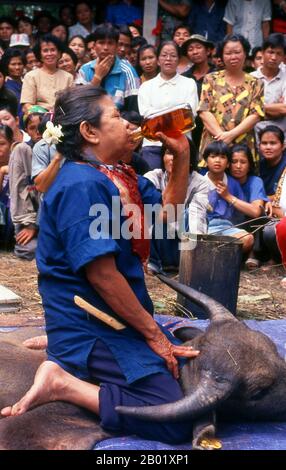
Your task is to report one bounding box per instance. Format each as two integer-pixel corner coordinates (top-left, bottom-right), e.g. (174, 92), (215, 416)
(182, 34), (216, 149)
(182, 35), (215, 96)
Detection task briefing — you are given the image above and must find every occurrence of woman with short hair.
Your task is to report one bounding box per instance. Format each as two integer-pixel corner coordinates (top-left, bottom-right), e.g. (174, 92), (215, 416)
(20, 34), (74, 114)
(198, 34), (264, 168)
(138, 40), (198, 169)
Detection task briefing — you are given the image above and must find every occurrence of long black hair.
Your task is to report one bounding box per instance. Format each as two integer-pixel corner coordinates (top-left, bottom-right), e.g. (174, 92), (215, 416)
(230, 144), (255, 175)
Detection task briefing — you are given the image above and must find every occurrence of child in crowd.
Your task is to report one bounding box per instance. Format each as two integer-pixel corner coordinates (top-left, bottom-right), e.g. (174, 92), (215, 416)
(24, 111), (43, 144)
(8, 111), (45, 260)
(0, 124), (14, 247)
(203, 141), (254, 254)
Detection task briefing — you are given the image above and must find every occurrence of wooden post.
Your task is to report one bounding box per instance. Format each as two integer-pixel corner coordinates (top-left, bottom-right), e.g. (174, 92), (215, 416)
(143, 0), (158, 45)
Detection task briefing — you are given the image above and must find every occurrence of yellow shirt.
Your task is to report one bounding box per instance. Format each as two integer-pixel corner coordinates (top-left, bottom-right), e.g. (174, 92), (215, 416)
(198, 70), (264, 165)
(21, 68), (74, 111)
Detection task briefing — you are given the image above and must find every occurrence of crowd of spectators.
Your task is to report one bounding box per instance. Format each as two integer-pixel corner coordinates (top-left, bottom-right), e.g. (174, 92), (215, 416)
(0, 0), (286, 287)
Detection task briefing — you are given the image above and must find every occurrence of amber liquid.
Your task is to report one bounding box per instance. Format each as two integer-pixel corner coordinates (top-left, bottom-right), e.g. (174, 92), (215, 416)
(139, 107), (195, 142)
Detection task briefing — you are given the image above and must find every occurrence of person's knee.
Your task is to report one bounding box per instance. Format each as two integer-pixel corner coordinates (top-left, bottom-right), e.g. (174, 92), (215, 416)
(242, 233), (254, 253)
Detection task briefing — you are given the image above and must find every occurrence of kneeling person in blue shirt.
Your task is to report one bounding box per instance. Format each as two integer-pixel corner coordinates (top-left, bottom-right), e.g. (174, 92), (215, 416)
(1, 85), (199, 445)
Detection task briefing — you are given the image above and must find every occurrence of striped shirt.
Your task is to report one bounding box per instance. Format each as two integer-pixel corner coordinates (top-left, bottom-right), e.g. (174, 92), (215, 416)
(78, 56), (140, 110)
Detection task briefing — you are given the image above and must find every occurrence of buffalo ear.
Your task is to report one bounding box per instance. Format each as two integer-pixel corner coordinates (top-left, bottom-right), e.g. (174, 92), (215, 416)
(174, 326), (203, 342)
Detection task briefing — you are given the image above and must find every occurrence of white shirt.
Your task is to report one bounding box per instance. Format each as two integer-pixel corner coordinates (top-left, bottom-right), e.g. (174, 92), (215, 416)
(251, 67), (286, 138)
(144, 170), (209, 234)
(68, 22), (97, 39)
(138, 73), (198, 147)
(224, 0), (272, 49)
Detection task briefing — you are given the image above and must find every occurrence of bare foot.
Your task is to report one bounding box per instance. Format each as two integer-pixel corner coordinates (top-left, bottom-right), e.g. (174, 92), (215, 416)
(23, 335), (48, 350)
(1, 361), (70, 417)
(281, 277), (286, 289)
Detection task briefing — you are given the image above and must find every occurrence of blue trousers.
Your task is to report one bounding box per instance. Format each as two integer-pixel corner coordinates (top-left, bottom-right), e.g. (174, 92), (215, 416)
(150, 223), (180, 270)
(88, 339), (192, 444)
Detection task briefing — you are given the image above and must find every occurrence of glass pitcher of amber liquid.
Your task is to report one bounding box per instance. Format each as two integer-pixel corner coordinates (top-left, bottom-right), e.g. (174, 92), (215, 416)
(131, 103), (195, 142)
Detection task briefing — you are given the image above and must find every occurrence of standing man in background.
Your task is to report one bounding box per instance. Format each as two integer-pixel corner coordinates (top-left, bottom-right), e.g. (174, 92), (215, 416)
(188, 1), (226, 43)
(79, 23), (140, 112)
(223, 0), (271, 50)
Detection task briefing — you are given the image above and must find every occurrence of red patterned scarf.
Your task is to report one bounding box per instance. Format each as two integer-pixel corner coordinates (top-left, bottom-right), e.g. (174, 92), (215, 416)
(92, 162), (150, 264)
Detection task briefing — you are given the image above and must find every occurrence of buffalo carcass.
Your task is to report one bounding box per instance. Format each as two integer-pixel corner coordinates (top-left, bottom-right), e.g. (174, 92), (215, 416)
(0, 327), (110, 450)
(117, 274), (286, 450)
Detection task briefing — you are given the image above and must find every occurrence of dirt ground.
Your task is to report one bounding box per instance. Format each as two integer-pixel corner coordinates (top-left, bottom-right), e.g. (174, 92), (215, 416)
(0, 250), (285, 327)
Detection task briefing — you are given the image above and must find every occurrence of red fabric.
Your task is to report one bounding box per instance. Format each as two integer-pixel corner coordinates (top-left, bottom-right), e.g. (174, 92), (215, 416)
(94, 163), (150, 264)
(272, 19), (286, 34)
(152, 19), (162, 36)
(276, 217), (286, 268)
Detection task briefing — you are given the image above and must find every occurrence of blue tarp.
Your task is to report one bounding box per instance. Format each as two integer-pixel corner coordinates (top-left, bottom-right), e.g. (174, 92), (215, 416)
(95, 316), (286, 451)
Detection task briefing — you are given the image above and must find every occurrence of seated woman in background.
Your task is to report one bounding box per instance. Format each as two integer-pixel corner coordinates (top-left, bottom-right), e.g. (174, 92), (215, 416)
(58, 46), (85, 84)
(0, 48), (25, 125)
(259, 125), (286, 200)
(203, 141), (254, 255)
(262, 166), (286, 281)
(0, 124), (14, 248)
(144, 140), (209, 272)
(20, 34), (74, 114)
(229, 144), (269, 269)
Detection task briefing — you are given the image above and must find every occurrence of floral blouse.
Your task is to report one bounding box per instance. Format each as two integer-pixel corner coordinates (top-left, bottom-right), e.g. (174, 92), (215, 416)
(273, 167), (286, 210)
(198, 70), (264, 165)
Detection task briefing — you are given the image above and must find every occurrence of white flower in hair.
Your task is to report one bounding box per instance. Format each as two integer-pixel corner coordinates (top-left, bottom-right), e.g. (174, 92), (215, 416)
(42, 121), (64, 145)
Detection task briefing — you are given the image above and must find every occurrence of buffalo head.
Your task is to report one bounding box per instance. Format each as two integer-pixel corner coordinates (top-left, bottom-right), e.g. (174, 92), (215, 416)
(116, 275), (286, 448)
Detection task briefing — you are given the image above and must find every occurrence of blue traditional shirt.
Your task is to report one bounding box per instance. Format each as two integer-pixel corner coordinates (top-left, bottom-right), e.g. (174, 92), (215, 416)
(37, 160), (181, 384)
(241, 175), (268, 203)
(259, 151), (286, 197)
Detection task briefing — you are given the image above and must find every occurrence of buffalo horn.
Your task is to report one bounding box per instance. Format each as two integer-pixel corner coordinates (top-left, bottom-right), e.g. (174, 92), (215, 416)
(158, 275), (236, 322)
(116, 371), (234, 422)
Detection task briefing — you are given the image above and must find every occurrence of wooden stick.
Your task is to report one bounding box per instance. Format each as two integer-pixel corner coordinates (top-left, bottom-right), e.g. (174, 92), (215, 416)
(74, 296), (126, 331)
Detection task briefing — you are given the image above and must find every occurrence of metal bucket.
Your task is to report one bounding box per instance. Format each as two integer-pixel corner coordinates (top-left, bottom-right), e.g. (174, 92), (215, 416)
(178, 234), (243, 319)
